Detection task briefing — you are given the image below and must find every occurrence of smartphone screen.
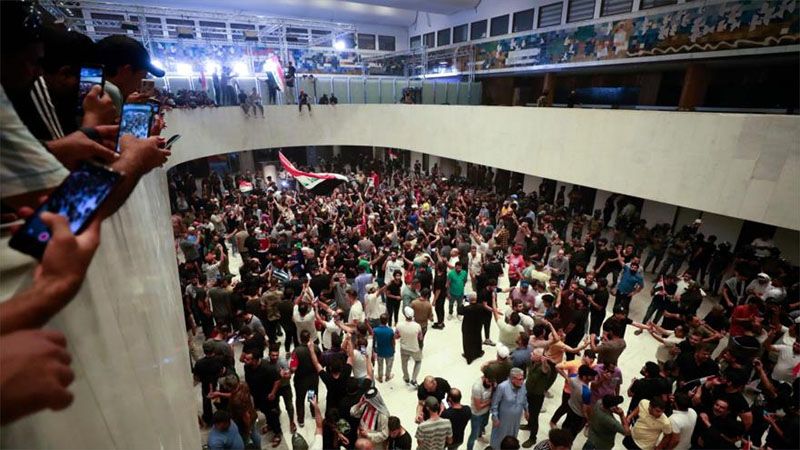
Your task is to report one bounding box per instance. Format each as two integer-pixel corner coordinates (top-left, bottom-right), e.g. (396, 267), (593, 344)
(116, 103), (154, 152)
(307, 390), (315, 401)
(77, 65), (104, 112)
(9, 163), (121, 259)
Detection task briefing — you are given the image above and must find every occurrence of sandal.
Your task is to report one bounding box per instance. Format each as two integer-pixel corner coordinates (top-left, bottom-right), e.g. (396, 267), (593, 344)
(271, 434), (282, 448)
(290, 422), (297, 433)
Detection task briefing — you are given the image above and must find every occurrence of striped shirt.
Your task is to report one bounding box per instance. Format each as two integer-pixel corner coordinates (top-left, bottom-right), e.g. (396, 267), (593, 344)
(415, 417), (452, 450)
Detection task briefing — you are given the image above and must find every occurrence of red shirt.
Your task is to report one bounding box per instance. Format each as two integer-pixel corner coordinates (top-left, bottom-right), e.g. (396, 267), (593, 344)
(729, 304), (759, 336)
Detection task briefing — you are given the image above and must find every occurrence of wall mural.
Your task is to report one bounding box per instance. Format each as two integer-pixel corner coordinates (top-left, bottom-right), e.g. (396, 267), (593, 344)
(474, 0), (799, 71)
(147, 1), (797, 78)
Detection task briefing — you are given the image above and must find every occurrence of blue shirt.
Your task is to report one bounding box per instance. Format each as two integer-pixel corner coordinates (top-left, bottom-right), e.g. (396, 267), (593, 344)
(208, 421), (245, 450)
(616, 265), (643, 295)
(373, 325), (395, 357)
(354, 273), (373, 302)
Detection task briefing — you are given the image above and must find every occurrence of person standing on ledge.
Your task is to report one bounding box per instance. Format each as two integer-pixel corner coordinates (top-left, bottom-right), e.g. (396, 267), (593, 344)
(298, 90), (311, 114)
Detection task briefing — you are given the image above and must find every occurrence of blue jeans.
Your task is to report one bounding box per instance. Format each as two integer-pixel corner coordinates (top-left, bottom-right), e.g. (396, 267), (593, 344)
(467, 412), (489, 450)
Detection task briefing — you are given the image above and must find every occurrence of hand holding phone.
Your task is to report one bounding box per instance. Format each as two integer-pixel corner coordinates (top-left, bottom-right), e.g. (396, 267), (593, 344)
(9, 163), (120, 260)
(307, 390), (315, 402)
(77, 65), (104, 113)
(116, 103), (155, 152)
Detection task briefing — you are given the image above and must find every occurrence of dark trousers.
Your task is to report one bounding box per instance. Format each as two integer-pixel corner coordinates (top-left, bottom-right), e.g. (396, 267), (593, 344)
(550, 391), (571, 425)
(613, 293), (633, 311)
(482, 312), (491, 340)
(622, 435), (642, 449)
(281, 320), (298, 352)
(294, 375), (319, 424)
(200, 313), (215, 338)
(641, 301), (664, 324)
(708, 271), (724, 295)
(201, 382), (216, 425)
(642, 250), (664, 273)
(434, 295), (445, 324)
(526, 393), (545, 442)
(589, 309), (605, 336)
(299, 102), (311, 112)
(268, 89), (277, 104)
(265, 319), (279, 344)
(562, 409), (586, 440)
(256, 398), (282, 434)
(387, 299), (400, 326)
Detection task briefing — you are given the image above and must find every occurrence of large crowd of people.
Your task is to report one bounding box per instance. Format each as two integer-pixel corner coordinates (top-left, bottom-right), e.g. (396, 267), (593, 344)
(170, 150), (798, 450)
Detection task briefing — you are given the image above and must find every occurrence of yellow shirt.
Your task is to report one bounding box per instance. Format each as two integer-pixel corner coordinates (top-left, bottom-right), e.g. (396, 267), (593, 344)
(632, 399), (673, 450)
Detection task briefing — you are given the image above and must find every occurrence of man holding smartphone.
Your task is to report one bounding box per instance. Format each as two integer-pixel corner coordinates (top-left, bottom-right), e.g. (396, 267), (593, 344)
(95, 35), (164, 112)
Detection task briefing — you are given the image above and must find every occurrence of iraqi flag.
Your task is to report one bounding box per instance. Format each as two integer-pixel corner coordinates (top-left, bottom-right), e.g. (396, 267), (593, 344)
(279, 152), (348, 195)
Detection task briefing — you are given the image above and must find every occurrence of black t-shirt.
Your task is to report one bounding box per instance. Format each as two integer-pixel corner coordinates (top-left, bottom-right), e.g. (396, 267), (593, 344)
(193, 356), (223, 385)
(310, 274), (331, 297)
(441, 406), (472, 444)
(628, 376), (669, 411)
(387, 281), (402, 300)
(417, 377), (451, 403)
(676, 353), (719, 384)
(700, 414), (743, 450)
(703, 385), (750, 417)
(244, 359), (280, 404)
(603, 316), (633, 339)
(433, 273), (447, 295)
(387, 430), (412, 450)
(319, 364), (352, 411)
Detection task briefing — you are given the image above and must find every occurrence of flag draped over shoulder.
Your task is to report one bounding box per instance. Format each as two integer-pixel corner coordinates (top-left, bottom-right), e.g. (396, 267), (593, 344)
(278, 152), (348, 195)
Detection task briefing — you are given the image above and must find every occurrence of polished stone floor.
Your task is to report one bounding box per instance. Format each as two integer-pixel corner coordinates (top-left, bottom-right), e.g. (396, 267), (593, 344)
(193, 248), (719, 450)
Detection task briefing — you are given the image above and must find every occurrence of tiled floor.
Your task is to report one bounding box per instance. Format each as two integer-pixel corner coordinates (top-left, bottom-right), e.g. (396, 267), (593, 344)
(194, 249), (718, 449)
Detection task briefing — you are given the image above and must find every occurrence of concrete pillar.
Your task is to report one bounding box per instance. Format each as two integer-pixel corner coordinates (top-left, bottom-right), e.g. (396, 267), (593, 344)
(239, 150), (256, 173)
(522, 174), (543, 193)
(262, 163), (278, 184)
(333, 145), (342, 157)
(543, 72), (557, 106)
(637, 72), (662, 106)
(678, 63), (709, 111)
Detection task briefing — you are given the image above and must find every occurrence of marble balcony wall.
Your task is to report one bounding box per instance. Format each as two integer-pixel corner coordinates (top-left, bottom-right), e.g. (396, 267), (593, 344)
(164, 105), (800, 231)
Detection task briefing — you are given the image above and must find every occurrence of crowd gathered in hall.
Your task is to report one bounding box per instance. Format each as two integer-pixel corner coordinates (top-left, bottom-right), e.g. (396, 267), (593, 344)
(170, 152), (799, 450)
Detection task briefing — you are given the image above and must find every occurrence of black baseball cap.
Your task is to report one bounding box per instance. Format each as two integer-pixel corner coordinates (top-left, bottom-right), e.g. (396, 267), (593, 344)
(96, 35), (164, 77)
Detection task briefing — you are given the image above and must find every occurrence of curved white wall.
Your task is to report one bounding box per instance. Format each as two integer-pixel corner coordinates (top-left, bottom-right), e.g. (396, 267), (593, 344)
(166, 105), (800, 230)
(1, 171), (200, 449)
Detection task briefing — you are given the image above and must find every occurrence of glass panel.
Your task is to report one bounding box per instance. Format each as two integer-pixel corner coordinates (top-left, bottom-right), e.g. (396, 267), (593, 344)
(423, 32), (435, 48)
(640, 0), (677, 9)
(358, 34), (376, 50)
(458, 82), (470, 105)
(453, 24), (468, 43)
(167, 77), (191, 91)
(380, 79), (396, 103)
(470, 20), (487, 40)
(490, 15), (509, 37)
(469, 82), (481, 105)
(365, 79), (380, 103)
(333, 79), (348, 103)
(349, 78), (366, 104)
(446, 83), (459, 104)
(437, 29), (451, 46)
(601, 0), (633, 16)
(421, 81), (435, 104)
(378, 35), (395, 51)
(513, 9), (535, 33)
(410, 35), (421, 48)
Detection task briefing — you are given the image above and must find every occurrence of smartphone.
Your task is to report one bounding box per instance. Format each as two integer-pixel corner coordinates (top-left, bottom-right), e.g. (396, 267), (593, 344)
(140, 79), (155, 97)
(115, 103), (155, 152)
(307, 390), (315, 402)
(77, 64), (104, 112)
(165, 134), (181, 149)
(9, 162), (121, 259)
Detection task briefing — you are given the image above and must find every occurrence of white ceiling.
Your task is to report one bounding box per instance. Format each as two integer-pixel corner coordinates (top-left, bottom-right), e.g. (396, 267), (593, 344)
(120, 0), (480, 27)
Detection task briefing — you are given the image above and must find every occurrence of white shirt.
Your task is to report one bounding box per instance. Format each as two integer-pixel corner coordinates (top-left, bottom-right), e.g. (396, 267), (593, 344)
(365, 292), (386, 320)
(669, 409), (697, 450)
(351, 346), (373, 379)
(322, 319), (341, 350)
(348, 301), (365, 324)
(771, 344), (800, 383)
(293, 305), (317, 341)
(502, 306), (534, 332)
(655, 331), (684, 363)
(384, 258), (404, 283)
(396, 320), (421, 352)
